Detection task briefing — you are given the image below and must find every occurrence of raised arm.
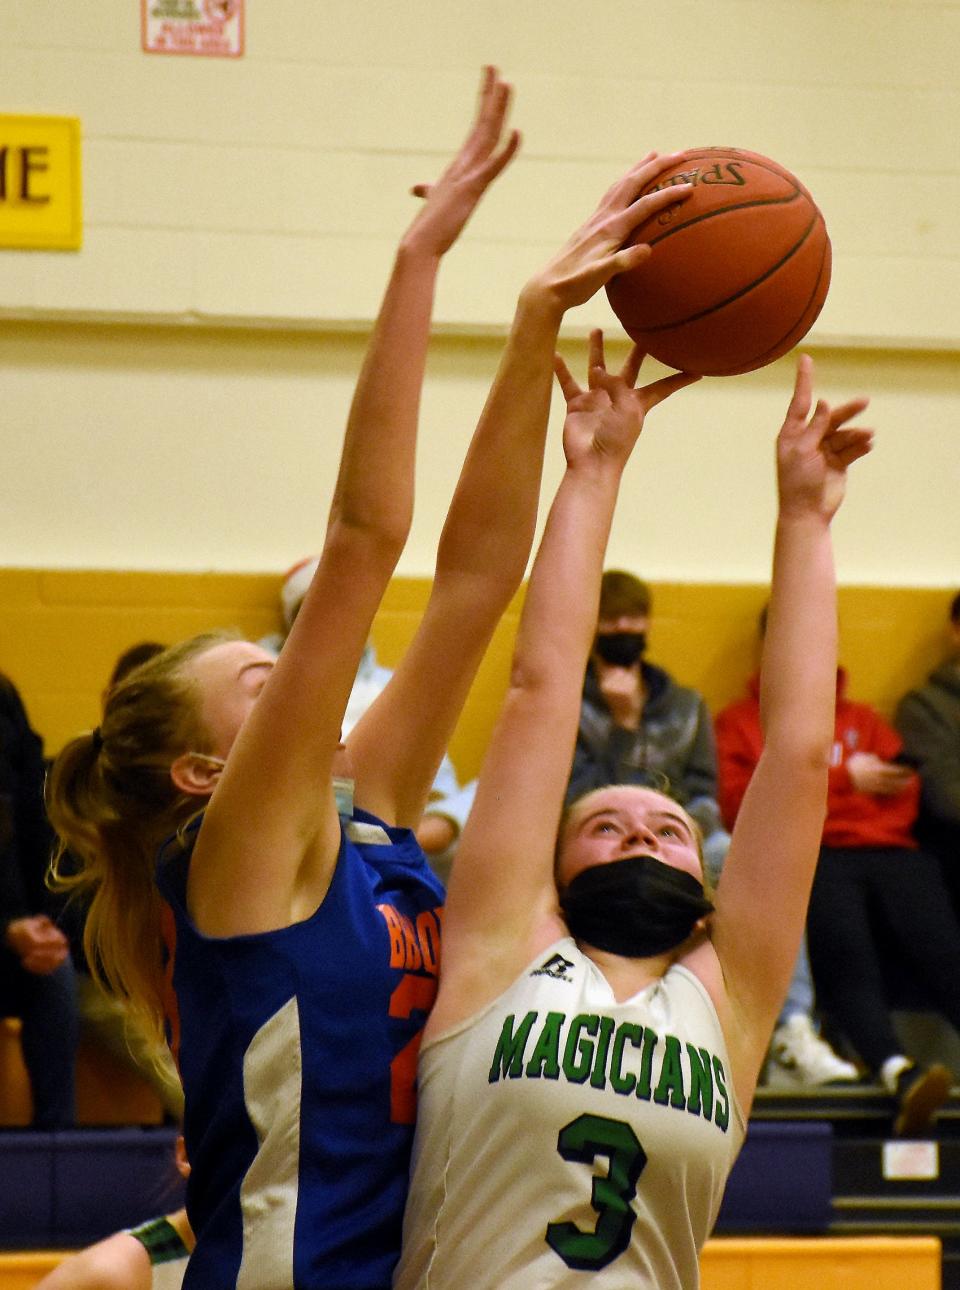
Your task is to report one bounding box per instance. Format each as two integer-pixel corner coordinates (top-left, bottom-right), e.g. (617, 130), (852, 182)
(703, 357), (872, 1094)
(427, 333), (699, 1032)
(188, 69), (520, 935)
(347, 154), (696, 830)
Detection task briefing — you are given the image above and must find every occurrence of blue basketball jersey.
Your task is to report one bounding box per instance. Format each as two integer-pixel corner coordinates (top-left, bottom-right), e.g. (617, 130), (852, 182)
(156, 809), (444, 1290)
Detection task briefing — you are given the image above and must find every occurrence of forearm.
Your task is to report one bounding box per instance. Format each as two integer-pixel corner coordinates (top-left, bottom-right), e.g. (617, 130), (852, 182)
(327, 244), (441, 544)
(761, 513), (837, 761)
(511, 461), (622, 697)
(433, 288), (563, 593)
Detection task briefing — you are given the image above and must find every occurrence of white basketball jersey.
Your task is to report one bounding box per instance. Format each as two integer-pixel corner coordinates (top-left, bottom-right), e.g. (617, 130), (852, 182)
(395, 938), (745, 1290)
(152, 1256), (188, 1290)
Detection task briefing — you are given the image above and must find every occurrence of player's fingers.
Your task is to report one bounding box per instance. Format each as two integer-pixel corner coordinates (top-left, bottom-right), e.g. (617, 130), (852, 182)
(605, 150), (686, 211)
(805, 396), (832, 438)
(825, 426), (874, 465)
(600, 243), (652, 284)
(471, 129), (521, 188)
(587, 329), (606, 382)
(827, 397), (870, 429)
(640, 370), (702, 408)
(783, 354), (814, 426)
(622, 181), (693, 234)
(553, 353), (582, 402)
(619, 344), (644, 388)
(467, 69), (512, 153)
(592, 152), (659, 210)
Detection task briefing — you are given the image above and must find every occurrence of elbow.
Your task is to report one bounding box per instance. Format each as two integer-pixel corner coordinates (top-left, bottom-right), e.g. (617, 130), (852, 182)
(325, 512), (408, 568)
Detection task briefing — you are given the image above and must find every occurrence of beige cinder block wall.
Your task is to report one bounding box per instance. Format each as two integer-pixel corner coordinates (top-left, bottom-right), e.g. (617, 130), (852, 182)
(0, 1), (957, 755)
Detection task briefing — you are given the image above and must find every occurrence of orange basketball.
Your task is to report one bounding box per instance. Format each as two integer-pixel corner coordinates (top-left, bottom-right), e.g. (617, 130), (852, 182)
(605, 148), (831, 377)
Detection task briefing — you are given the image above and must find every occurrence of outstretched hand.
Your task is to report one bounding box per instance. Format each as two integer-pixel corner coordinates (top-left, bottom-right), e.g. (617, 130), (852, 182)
(527, 153), (694, 314)
(777, 355), (873, 522)
(555, 330), (700, 470)
(403, 65), (520, 257)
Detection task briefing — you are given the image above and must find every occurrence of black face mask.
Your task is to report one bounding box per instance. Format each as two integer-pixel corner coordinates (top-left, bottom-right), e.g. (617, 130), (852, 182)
(559, 855), (713, 958)
(594, 631), (646, 667)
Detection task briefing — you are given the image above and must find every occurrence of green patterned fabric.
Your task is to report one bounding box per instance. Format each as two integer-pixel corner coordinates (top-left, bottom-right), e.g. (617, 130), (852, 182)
(128, 1215), (190, 1266)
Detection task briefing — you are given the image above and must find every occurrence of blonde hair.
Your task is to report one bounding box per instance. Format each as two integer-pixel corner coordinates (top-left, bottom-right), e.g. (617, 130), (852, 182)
(46, 630), (238, 1041)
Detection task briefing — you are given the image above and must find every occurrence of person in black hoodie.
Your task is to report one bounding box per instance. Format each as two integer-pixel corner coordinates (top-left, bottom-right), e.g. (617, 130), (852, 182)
(0, 671), (77, 1128)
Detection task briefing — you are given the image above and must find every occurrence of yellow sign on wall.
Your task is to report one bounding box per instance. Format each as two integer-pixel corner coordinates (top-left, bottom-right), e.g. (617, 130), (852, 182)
(0, 115), (81, 250)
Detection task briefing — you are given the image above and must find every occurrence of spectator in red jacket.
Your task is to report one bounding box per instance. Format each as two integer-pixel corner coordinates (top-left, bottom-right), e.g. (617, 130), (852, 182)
(717, 608), (960, 1134)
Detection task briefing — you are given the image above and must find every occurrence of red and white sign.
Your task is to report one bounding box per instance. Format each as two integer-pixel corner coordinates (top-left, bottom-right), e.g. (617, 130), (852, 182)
(142, 0), (244, 58)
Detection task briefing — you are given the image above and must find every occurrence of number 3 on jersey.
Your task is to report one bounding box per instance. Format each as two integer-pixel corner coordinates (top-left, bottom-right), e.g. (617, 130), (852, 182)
(545, 1113), (647, 1271)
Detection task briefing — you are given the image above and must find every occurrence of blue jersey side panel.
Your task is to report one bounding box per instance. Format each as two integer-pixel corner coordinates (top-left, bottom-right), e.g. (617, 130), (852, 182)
(156, 810), (444, 1290)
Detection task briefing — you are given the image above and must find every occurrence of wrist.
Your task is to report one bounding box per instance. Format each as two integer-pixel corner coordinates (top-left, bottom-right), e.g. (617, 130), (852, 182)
(393, 236), (443, 271)
(516, 279), (566, 329)
(565, 450), (627, 489)
(776, 505), (833, 531)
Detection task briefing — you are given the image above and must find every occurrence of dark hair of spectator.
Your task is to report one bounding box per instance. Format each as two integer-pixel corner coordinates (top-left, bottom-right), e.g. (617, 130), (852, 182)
(598, 570), (651, 620)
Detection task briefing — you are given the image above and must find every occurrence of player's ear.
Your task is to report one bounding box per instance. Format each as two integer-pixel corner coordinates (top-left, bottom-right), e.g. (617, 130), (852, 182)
(170, 752), (223, 798)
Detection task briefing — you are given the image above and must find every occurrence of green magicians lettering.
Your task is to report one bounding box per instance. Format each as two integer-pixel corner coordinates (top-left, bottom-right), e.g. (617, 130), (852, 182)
(590, 1016), (616, 1089)
(712, 1055), (730, 1132)
(526, 1011), (564, 1080)
(562, 1014), (598, 1084)
(635, 1027), (658, 1101)
(685, 1045), (714, 1120)
(653, 1034), (687, 1109)
(609, 1023), (642, 1095)
(488, 1011), (538, 1083)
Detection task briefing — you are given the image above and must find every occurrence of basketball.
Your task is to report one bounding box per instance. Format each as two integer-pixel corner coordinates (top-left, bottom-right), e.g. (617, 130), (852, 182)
(605, 148), (831, 377)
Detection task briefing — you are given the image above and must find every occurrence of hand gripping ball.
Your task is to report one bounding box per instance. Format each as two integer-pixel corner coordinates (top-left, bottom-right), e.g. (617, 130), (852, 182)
(605, 148), (831, 376)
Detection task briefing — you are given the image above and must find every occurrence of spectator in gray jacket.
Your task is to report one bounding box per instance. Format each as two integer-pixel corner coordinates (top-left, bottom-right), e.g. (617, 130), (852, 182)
(567, 569), (730, 883)
(896, 590), (960, 911)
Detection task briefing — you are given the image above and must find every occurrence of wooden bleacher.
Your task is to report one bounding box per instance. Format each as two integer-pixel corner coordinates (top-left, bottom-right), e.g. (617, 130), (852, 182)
(0, 1018), (163, 1129)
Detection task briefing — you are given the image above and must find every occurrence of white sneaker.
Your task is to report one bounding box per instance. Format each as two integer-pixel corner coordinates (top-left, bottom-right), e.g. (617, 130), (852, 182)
(766, 1013), (860, 1088)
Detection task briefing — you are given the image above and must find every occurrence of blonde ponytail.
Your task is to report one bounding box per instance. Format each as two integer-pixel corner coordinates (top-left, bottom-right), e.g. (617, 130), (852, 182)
(47, 631), (237, 1040)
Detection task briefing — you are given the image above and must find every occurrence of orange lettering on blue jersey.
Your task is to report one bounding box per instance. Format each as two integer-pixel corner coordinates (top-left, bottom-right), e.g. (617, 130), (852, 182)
(415, 909), (441, 976)
(376, 903), (407, 968)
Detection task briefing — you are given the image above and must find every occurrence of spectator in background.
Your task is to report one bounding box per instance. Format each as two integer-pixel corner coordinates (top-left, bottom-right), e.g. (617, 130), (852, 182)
(58, 642), (184, 1121)
(0, 671), (77, 1128)
(896, 590), (960, 911)
(266, 557), (475, 880)
(718, 608), (960, 1134)
(567, 569), (730, 884)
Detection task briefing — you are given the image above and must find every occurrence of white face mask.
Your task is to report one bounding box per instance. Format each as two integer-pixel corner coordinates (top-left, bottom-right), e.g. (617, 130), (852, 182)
(189, 753), (355, 819)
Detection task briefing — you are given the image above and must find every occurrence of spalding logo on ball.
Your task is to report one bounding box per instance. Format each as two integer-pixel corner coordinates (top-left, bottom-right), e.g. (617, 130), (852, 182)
(606, 148), (831, 377)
